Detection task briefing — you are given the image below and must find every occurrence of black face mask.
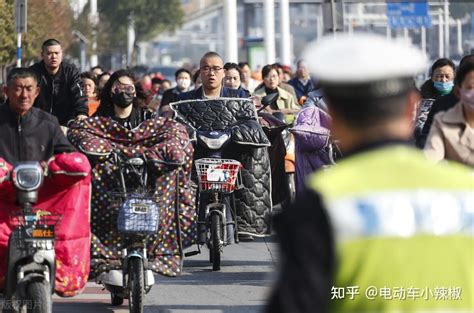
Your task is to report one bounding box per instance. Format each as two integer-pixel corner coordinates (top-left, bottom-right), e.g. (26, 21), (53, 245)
(111, 91), (134, 108)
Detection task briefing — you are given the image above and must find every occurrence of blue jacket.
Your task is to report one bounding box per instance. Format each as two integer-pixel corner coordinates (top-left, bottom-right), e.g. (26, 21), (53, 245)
(288, 77), (315, 101)
(177, 86), (249, 101)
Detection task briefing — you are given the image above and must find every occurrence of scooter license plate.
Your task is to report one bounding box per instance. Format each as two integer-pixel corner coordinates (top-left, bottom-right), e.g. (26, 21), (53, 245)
(132, 203), (149, 214)
(207, 167), (230, 182)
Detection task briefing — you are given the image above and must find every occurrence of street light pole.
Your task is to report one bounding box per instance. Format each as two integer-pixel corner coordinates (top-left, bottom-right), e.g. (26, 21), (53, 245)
(90, 0), (98, 67)
(263, 0), (276, 64)
(421, 26), (426, 55)
(438, 8), (444, 58)
(14, 0), (27, 68)
(127, 12), (135, 67)
(224, 0), (238, 62)
(444, 0), (450, 58)
(330, 0), (337, 36)
(280, 0), (291, 66)
(457, 19), (463, 55)
(72, 30), (89, 73)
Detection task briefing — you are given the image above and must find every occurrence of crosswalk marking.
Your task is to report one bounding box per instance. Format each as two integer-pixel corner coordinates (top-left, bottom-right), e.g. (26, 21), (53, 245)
(53, 282), (119, 303)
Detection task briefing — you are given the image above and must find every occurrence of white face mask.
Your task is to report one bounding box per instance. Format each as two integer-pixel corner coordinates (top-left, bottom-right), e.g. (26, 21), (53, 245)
(177, 78), (191, 90)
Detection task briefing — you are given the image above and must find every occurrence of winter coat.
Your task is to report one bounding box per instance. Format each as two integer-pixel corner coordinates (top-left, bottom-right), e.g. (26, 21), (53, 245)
(415, 80), (454, 147)
(171, 98), (273, 235)
(30, 61), (88, 126)
(424, 102), (474, 167)
(288, 77), (316, 101)
(0, 103), (74, 165)
(253, 85), (299, 111)
(177, 86), (248, 100)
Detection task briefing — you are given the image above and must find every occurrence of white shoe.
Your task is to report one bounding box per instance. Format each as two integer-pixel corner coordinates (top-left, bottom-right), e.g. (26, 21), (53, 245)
(146, 270), (155, 287)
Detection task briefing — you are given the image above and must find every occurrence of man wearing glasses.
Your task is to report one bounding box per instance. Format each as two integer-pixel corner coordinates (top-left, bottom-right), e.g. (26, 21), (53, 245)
(178, 52), (248, 100)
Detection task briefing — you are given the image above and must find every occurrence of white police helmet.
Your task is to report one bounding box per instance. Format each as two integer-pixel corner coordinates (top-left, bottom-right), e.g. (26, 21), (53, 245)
(302, 33), (428, 98)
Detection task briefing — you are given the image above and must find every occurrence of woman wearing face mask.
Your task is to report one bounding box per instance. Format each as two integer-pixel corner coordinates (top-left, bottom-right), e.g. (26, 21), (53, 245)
(159, 68), (193, 117)
(424, 62), (474, 167)
(95, 69), (154, 129)
(415, 58), (456, 144)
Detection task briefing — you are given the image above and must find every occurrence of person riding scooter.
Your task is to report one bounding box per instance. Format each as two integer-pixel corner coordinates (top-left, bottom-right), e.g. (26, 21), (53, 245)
(254, 65), (301, 208)
(175, 52), (273, 241)
(0, 67), (92, 302)
(68, 69), (196, 307)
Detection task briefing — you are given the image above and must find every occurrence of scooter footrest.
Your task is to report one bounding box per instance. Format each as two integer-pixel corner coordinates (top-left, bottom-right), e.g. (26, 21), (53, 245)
(185, 251), (200, 257)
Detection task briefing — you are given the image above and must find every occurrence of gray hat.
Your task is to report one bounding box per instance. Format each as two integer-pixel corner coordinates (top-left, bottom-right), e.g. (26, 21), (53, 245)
(303, 33), (428, 99)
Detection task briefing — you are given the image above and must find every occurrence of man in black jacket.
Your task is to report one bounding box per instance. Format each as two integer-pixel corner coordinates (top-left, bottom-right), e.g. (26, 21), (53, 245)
(30, 38), (88, 126)
(0, 68), (74, 165)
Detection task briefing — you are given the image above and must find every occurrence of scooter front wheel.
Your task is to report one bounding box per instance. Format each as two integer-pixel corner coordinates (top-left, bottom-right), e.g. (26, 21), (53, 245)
(26, 280), (52, 313)
(211, 213), (222, 271)
(128, 257), (144, 313)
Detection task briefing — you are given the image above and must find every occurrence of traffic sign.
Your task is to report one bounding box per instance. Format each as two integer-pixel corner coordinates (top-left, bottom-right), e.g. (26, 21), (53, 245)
(387, 1), (432, 29)
(14, 0), (27, 33)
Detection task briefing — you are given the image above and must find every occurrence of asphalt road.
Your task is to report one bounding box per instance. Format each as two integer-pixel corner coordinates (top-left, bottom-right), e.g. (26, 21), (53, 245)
(52, 236), (279, 313)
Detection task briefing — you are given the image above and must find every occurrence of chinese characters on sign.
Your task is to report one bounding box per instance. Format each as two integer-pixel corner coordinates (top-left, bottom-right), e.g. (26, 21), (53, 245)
(331, 286), (462, 301)
(386, 1), (433, 29)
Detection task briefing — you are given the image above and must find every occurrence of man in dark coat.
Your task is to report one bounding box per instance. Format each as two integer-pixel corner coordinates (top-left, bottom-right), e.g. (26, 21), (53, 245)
(30, 39), (88, 126)
(288, 59), (316, 104)
(177, 52), (263, 242)
(178, 52), (248, 101)
(0, 68), (74, 164)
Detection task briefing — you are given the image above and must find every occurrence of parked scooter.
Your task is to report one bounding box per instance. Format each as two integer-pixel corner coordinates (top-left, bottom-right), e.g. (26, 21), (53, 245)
(4, 162), (59, 313)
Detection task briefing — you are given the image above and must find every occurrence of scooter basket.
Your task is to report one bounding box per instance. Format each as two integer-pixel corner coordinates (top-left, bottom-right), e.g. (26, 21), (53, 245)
(116, 196), (160, 234)
(194, 158), (242, 193)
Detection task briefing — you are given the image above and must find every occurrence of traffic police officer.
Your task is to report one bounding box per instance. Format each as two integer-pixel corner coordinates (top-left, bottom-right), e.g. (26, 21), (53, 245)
(266, 34), (473, 313)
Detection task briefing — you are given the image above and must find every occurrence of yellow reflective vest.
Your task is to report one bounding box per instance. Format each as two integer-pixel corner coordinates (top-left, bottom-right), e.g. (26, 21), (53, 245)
(307, 145), (473, 313)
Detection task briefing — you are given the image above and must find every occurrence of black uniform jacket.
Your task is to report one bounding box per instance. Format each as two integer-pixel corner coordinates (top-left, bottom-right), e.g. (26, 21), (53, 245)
(0, 103), (75, 165)
(266, 141), (412, 313)
(30, 60), (88, 126)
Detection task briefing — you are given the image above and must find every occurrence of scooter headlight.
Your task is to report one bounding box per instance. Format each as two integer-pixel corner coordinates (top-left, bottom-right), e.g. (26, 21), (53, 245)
(198, 133), (230, 150)
(12, 163), (43, 191)
(127, 157), (144, 166)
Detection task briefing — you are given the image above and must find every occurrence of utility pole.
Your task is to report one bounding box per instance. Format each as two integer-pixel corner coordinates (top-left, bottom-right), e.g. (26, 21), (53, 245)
(224, 0), (238, 62)
(89, 0), (98, 67)
(330, 0), (337, 36)
(421, 26), (426, 55)
(457, 19), (463, 55)
(127, 12), (135, 67)
(279, 0), (291, 66)
(438, 9), (444, 58)
(263, 0), (276, 64)
(14, 0), (27, 67)
(72, 31), (89, 73)
(444, 0), (450, 58)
